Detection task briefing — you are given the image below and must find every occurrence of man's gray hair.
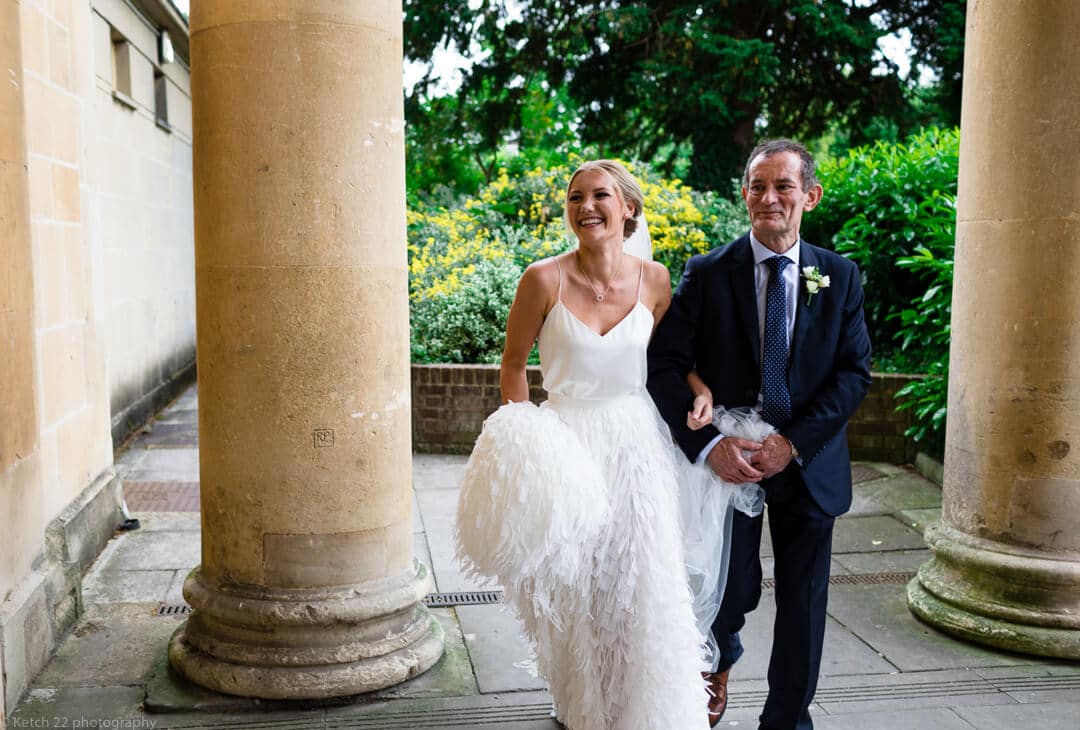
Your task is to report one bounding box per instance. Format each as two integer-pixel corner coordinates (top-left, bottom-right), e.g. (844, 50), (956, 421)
(742, 139), (819, 192)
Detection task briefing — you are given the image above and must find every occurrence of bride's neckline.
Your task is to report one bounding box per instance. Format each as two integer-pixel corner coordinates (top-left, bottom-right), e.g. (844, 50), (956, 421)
(552, 299), (650, 338)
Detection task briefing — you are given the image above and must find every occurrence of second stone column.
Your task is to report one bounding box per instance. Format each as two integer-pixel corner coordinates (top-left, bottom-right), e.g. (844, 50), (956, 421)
(907, 0), (1080, 659)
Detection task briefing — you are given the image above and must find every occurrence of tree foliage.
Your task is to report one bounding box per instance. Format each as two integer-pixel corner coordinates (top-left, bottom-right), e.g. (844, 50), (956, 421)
(404, 0), (967, 194)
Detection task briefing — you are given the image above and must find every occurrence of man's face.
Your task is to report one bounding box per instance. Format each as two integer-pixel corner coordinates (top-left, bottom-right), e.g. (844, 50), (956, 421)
(741, 150), (823, 251)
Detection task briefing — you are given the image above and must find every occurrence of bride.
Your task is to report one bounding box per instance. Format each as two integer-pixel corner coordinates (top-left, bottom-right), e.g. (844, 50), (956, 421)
(456, 160), (758, 729)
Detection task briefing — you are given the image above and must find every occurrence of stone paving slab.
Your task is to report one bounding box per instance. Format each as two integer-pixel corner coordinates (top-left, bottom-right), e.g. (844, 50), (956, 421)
(412, 454), (468, 491)
(97, 529), (202, 572)
(456, 603), (545, 693)
(82, 568), (177, 604)
(848, 471), (944, 516)
(125, 481), (201, 512)
(120, 448), (200, 482)
(850, 463), (889, 484)
(812, 706), (977, 729)
(9, 686), (151, 724)
(898, 507), (942, 533)
(34, 603), (185, 687)
(830, 548), (930, 575)
(165, 569), (189, 603)
(726, 588), (899, 681)
(825, 584), (1043, 672)
(954, 700), (1080, 730)
(415, 488), (492, 594)
(830, 515), (927, 554)
(129, 512), (202, 532)
(139, 421), (200, 448)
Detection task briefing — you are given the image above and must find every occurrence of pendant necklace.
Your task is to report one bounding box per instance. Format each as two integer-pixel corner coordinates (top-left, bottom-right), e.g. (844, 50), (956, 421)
(577, 251), (623, 302)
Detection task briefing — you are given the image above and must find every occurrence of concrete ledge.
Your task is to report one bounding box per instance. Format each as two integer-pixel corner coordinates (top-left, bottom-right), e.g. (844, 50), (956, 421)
(1, 468), (124, 713)
(45, 468), (124, 574)
(1, 570), (51, 712)
(914, 452), (944, 485)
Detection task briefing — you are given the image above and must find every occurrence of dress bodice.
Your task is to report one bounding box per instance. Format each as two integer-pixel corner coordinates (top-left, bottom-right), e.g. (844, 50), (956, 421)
(537, 258), (654, 401)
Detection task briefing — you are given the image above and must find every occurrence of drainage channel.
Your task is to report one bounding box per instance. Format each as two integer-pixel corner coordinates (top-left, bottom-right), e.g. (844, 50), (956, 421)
(156, 573), (917, 615)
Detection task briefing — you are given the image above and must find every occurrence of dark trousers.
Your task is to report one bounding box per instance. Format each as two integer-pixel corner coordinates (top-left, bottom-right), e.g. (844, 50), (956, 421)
(711, 470), (835, 730)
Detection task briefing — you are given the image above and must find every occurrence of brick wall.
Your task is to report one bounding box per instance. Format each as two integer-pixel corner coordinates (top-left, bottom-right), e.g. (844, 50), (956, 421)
(412, 365), (922, 463)
(847, 373), (922, 463)
(411, 365), (544, 453)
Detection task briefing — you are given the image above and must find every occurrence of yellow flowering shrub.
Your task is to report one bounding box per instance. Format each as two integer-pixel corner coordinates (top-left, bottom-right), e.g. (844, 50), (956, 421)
(408, 158), (746, 362)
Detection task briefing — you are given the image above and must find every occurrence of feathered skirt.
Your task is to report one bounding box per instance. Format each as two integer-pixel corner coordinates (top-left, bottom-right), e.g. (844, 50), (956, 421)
(456, 392), (711, 730)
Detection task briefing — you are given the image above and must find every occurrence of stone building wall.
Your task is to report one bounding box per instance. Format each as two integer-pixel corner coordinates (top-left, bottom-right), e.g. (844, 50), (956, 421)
(0, 0), (192, 715)
(88, 0), (195, 444)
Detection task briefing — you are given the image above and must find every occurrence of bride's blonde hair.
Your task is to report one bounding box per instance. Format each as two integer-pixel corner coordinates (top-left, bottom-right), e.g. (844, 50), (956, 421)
(564, 160), (645, 241)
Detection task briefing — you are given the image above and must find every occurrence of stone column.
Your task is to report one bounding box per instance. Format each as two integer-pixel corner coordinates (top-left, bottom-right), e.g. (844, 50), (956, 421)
(907, 0), (1080, 658)
(168, 1), (444, 698)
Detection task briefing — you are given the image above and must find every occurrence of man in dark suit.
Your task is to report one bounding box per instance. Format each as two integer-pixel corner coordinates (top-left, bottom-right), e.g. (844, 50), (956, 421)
(647, 139), (872, 729)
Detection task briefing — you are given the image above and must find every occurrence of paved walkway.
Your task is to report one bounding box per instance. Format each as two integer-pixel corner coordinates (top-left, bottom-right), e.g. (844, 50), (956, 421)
(10, 385), (1080, 729)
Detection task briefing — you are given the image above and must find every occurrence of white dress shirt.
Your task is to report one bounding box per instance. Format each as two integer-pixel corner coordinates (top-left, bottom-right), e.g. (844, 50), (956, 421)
(696, 234), (800, 463)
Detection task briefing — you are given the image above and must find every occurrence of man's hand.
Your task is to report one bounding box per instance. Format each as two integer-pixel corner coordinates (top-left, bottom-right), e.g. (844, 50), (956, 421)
(705, 437), (764, 483)
(748, 434), (795, 479)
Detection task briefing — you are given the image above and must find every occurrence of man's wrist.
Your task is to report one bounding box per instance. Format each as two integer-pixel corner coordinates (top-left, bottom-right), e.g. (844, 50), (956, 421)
(786, 436), (803, 466)
(696, 433), (725, 464)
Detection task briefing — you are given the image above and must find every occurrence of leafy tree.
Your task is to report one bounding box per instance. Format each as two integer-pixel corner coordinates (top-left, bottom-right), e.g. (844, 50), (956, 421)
(403, 1), (967, 192)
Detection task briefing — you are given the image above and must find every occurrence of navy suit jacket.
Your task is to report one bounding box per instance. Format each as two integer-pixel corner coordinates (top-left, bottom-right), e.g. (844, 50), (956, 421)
(647, 234), (872, 517)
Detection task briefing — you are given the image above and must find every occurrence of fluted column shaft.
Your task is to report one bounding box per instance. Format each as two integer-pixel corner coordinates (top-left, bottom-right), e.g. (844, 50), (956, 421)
(907, 0), (1080, 657)
(168, 0), (444, 698)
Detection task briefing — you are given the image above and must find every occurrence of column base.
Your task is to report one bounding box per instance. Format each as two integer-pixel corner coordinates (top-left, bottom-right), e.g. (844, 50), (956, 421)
(907, 522), (1080, 659)
(168, 560), (445, 699)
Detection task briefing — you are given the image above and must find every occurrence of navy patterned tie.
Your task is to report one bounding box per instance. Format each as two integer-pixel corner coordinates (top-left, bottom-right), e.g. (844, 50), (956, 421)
(761, 255), (792, 427)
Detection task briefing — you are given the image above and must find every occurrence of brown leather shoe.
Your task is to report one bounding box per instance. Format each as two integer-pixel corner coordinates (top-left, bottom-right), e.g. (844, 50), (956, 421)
(703, 669), (730, 727)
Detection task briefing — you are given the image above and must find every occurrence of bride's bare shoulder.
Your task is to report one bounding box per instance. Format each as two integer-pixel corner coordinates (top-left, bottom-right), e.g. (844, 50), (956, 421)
(517, 255), (566, 309)
(642, 260), (672, 291)
(522, 255), (565, 285)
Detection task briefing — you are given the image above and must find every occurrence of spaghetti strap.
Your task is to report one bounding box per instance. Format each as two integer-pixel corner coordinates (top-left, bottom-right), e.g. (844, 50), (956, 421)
(635, 259), (645, 303)
(554, 256), (564, 302)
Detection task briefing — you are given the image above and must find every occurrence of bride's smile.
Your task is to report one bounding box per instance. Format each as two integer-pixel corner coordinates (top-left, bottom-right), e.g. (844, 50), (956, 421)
(566, 168), (634, 246)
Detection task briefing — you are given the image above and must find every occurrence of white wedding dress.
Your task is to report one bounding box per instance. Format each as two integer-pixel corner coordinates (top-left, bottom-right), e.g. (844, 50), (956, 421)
(457, 258), (711, 730)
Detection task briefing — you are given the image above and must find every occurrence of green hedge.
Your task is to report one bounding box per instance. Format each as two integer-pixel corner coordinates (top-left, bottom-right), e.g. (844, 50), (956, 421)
(808, 128), (959, 451)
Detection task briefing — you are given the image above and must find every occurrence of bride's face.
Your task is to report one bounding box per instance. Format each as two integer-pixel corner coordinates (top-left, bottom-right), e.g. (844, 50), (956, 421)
(566, 169), (633, 247)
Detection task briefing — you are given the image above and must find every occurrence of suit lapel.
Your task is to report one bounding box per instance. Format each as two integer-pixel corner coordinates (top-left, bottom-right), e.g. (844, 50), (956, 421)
(730, 236), (761, 371)
(789, 242), (818, 380)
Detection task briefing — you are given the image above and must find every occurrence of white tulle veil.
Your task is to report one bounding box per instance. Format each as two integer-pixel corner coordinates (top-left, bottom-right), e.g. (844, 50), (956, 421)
(622, 213), (654, 260)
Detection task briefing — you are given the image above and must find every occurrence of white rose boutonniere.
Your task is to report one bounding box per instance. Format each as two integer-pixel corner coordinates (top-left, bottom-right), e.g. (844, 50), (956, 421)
(802, 266), (830, 305)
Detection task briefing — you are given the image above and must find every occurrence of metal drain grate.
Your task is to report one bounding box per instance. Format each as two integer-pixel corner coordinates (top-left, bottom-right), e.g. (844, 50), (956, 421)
(761, 571), (914, 590)
(155, 603), (193, 615)
(423, 590), (503, 607)
(828, 570), (916, 585)
(850, 463), (886, 483)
